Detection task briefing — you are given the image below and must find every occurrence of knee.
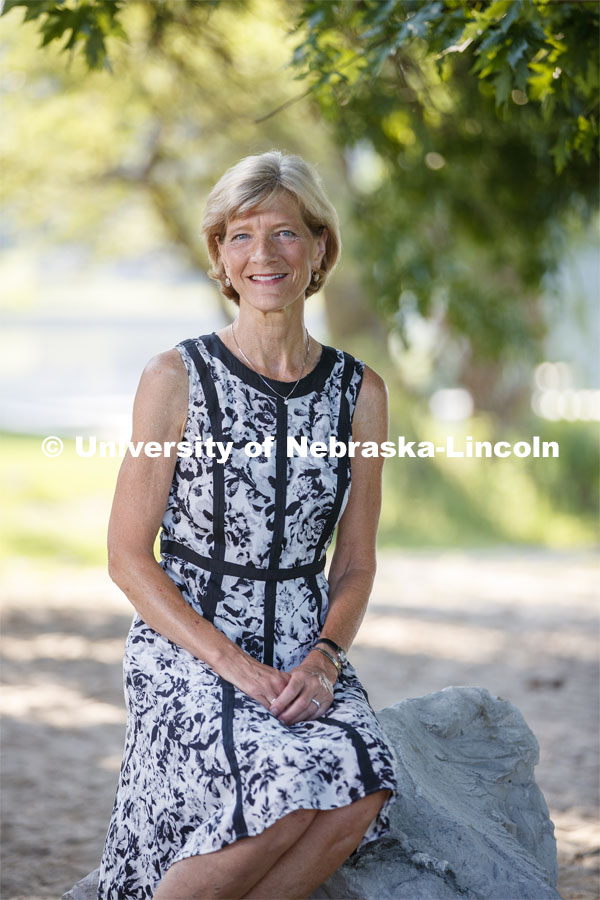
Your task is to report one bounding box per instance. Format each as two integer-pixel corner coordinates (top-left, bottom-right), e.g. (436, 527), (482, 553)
(269, 807), (318, 853)
(285, 807), (319, 830)
(327, 789), (391, 849)
(359, 788), (392, 822)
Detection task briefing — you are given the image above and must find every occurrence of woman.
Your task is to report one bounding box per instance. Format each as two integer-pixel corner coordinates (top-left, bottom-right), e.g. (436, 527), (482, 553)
(98, 149), (397, 900)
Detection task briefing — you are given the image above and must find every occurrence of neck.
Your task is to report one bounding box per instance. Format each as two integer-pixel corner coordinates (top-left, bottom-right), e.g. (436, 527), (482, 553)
(231, 310), (310, 381)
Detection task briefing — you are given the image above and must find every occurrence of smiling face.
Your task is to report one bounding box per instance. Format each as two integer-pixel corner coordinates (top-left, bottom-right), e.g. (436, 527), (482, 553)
(217, 190), (328, 311)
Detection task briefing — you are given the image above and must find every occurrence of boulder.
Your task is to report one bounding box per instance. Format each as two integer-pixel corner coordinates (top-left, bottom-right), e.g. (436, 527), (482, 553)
(62, 686), (560, 900)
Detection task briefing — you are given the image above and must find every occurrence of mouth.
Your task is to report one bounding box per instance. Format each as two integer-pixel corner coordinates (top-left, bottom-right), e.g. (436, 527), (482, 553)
(249, 273), (287, 283)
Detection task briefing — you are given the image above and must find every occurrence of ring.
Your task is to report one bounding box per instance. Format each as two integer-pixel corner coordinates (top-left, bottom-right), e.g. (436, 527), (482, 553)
(269, 698), (276, 705)
(310, 698), (321, 708)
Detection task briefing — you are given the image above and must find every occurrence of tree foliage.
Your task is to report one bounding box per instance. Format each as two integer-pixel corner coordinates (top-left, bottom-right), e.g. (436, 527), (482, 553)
(2, 0), (598, 415)
(5, 0), (597, 173)
(1, 0), (128, 69)
(282, 0), (599, 408)
(0, 0), (367, 329)
(291, 0), (599, 174)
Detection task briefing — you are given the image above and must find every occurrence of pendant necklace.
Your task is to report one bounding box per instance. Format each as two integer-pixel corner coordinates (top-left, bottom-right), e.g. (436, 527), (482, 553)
(230, 322), (311, 405)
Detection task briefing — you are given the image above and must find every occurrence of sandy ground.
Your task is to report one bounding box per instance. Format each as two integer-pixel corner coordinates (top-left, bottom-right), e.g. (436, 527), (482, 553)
(1, 547), (598, 900)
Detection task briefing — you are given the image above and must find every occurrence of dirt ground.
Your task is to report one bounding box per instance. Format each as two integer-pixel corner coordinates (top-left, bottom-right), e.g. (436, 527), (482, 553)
(1, 547), (598, 900)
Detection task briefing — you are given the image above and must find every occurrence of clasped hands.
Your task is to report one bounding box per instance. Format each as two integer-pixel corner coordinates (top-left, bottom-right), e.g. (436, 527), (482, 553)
(243, 652), (336, 725)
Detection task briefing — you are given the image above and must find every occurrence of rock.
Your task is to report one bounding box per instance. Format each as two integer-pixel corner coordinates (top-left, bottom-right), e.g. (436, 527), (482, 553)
(62, 686), (560, 900)
(310, 686), (560, 900)
(62, 870), (99, 900)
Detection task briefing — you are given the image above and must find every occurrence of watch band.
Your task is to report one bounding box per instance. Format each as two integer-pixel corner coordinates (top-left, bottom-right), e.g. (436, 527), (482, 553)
(315, 638), (347, 664)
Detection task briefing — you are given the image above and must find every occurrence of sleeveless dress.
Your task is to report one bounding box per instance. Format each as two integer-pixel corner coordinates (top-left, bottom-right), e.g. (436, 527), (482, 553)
(97, 332), (398, 899)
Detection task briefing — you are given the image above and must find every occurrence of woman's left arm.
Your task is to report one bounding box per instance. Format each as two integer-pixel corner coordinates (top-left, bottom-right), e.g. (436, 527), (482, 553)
(271, 364), (389, 725)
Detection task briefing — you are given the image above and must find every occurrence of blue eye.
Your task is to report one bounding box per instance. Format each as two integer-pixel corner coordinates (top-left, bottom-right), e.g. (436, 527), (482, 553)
(231, 233), (248, 241)
(278, 230), (296, 238)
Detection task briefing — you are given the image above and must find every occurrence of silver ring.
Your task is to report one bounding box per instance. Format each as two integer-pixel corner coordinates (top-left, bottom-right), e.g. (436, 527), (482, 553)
(311, 698), (321, 708)
(269, 698), (277, 705)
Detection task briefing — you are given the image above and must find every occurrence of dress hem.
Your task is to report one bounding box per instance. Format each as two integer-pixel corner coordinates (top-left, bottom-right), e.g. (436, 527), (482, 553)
(167, 782), (397, 871)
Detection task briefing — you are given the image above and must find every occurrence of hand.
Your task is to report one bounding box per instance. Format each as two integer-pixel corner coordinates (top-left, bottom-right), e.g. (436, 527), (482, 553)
(269, 661), (335, 725)
(226, 655), (292, 712)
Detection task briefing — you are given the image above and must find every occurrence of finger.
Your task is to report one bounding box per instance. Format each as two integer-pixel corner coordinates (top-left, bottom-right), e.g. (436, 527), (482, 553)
(292, 701), (324, 725)
(269, 679), (304, 716)
(278, 693), (317, 725)
(260, 669), (292, 706)
(266, 678), (289, 705)
(307, 697), (325, 719)
(316, 701), (331, 718)
(292, 693), (333, 725)
(308, 697), (331, 720)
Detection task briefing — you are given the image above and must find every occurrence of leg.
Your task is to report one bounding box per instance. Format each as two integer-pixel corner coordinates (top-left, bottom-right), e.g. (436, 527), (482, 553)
(241, 789), (392, 900)
(152, 807), (318, 900)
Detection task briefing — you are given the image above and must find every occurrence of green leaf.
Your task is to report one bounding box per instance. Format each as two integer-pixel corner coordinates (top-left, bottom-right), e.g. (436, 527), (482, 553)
(514, 56), (529, 93)
(39, 11), (74, 48)
(497, 0), (521, 35)
(493, 65), (512, 107)
(506, 35), (529, 71)
(85, 29), (106, 68)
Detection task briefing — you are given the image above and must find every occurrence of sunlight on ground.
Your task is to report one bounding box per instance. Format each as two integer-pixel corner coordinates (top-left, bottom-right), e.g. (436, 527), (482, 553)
(355, 615), (599, 664)
(0, 683), (126, 729)
(1, 633), (125, 663)
(1, 549), (598, 900)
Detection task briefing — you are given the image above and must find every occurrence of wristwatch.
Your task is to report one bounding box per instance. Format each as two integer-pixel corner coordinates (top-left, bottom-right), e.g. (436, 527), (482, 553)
(315, 638), (347, 668)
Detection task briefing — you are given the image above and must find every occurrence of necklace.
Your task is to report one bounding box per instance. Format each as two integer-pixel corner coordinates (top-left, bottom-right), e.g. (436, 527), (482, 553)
(230, 322), (311, 405)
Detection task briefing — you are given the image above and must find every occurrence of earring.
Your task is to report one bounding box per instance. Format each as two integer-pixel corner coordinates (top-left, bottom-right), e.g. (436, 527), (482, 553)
(225, 276), (231, 287)
(312, 271), (320, 282)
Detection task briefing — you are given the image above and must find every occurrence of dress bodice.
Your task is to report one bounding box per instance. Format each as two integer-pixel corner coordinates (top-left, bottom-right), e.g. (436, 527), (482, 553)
(158, 331), (365, 670)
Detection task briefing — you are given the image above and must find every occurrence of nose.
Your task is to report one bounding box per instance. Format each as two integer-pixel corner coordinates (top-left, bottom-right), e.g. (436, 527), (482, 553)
(250, 233), (278, 263)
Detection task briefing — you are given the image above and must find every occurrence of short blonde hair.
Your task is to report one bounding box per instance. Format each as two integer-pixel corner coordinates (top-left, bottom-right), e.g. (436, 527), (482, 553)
(201, 150), (341, 304)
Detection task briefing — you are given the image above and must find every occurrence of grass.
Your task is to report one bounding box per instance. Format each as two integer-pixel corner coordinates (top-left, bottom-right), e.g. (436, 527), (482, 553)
(1, 401), (597, 573)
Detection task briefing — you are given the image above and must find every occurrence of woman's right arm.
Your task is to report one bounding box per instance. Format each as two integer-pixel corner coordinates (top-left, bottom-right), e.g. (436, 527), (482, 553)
(107, 349), (290, 705)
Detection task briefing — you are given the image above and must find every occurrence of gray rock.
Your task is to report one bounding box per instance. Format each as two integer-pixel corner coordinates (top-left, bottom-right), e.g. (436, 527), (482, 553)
(62, 686), (561, 900)
(310, 686), (560, 899)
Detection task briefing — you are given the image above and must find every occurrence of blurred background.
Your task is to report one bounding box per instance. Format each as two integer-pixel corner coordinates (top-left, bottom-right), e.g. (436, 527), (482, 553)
(0, 1), (598, 898)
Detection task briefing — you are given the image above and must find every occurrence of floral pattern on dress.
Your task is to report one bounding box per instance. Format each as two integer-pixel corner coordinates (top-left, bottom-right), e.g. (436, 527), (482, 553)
(97, 333), (398, 899)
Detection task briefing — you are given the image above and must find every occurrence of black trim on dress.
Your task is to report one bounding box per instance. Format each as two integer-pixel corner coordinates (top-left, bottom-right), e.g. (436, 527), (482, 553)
(312, 352), (356, 564)
(307, 573), (323, 625)
(181, 339), (226, 624)
(318, 716), (381, 793)
(160, 538), (326, 581)
(220, 679), (248, 839)
(202, 332), (338, 400)
(263, 397), (288, 667)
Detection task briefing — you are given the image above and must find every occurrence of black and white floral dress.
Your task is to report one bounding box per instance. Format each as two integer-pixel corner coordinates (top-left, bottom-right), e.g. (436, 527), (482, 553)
(97, 332), (398, 899)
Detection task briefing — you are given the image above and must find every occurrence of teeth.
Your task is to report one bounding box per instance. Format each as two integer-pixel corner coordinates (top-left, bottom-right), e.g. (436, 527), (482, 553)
(251, 274), (286, 281)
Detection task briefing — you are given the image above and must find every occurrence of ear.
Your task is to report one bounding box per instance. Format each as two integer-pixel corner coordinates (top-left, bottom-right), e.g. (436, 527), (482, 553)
(314, 227), (328, 267)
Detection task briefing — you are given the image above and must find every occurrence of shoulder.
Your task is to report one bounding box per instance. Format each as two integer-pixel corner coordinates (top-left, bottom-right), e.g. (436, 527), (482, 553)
(333, 345), (388, 415)
(334, 346), (386, 396)
(143, 347), (188, 378)
(352, 362), (389, 439)
(133, 349), (189, 437)
(139, 347), (188, 394)
(356, 362), (388, 402)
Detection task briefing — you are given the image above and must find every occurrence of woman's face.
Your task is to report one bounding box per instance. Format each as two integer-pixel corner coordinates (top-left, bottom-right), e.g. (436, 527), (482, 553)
(217, 191), (328, 313)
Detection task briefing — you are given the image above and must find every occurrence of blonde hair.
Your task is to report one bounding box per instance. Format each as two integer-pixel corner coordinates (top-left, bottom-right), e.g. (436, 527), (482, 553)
(201, 150), (341, 304)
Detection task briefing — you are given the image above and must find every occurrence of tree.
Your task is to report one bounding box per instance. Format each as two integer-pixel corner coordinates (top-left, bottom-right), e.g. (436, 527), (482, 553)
(286, 0), (599, 412)
(291, 0), (599, 174)
(3, 0), (598, 415)
(0, 0), (374, 335)
(5, 0), (596, 172)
